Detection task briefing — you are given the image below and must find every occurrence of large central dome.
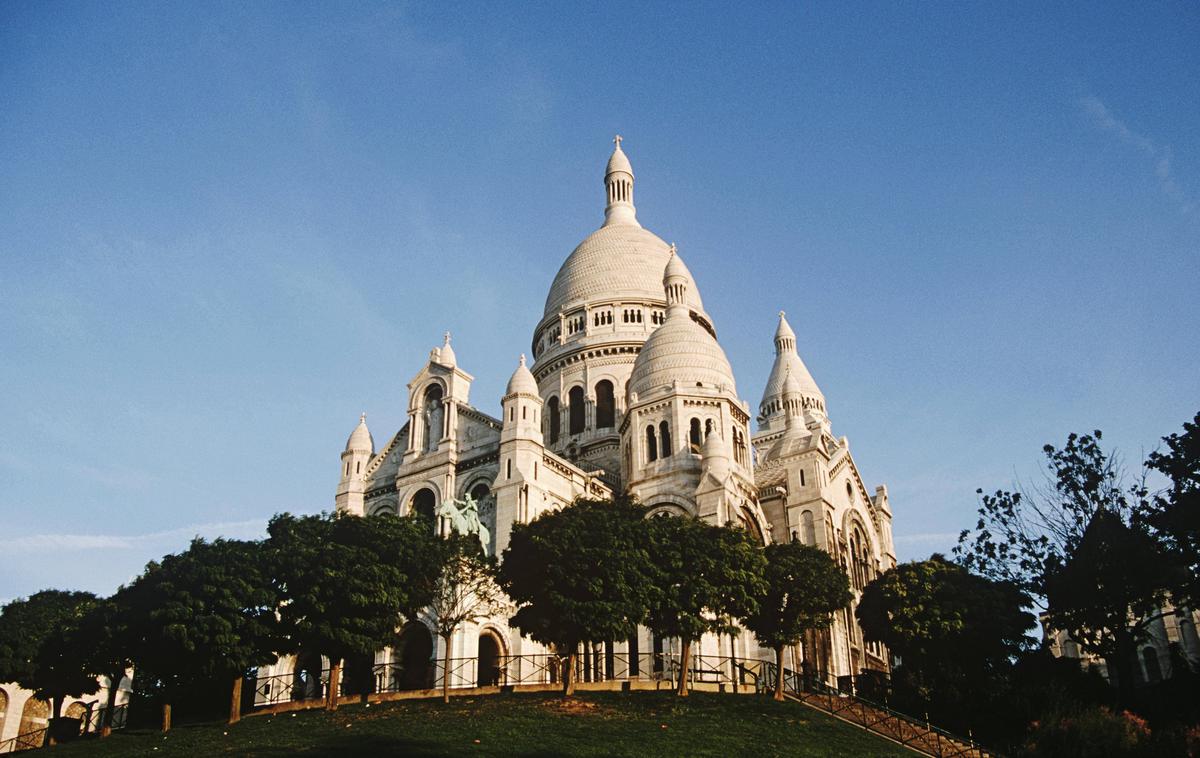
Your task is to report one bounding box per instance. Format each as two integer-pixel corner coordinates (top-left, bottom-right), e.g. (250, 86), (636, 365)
(542, 224), (702, 318)
(540, 139), (703, 320)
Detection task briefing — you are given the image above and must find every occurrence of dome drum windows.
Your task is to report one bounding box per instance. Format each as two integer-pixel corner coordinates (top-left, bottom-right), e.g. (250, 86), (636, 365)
(622, 308), (644, 324)
(645, 425), (658, 463)
(592, 310), (614, 327)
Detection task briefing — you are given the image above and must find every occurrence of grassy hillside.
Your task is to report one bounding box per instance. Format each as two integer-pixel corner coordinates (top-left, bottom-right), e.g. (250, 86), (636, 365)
(51, 690), (915, 757)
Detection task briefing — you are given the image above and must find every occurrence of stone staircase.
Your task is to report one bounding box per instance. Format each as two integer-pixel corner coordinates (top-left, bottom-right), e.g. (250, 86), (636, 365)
(786, 688), (999, 758)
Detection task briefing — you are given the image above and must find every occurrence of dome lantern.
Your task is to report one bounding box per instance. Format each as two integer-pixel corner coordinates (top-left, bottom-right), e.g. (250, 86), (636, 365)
(603, 135), (639, 228)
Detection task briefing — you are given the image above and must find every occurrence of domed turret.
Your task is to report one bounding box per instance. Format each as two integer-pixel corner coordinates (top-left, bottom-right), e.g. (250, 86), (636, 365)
(345, 412), (374, 454)
(505, 354), (538, 396)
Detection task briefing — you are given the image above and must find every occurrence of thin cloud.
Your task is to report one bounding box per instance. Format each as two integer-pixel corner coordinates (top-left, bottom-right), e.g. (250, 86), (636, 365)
(1079, 94), (1195, 216)
(0, 518), (267, 556)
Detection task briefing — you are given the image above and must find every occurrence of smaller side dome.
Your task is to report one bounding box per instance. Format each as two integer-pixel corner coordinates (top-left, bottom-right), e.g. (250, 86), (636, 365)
(345, 413), (374, 454)
(506, 354), (538, 396)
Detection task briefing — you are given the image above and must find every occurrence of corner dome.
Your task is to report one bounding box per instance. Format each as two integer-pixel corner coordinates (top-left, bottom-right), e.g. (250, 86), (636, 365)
(345, 413), (374, 453)
(505, 354), (538, 396)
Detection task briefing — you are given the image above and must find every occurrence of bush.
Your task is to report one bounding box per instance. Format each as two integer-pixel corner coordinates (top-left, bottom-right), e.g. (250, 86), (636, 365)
(1021, 706), (1152, 758)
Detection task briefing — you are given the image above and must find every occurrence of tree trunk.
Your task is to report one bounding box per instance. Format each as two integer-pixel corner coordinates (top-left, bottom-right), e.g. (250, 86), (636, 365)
(326, 659), (342, 712)
(161, 703), (172, 733)
(442, 634), (453, 704)
(774, 644), (786, 701)
(677, 639), (691, 697)
(1113, 628), (1138, 710)
(228, 675), (243, 725)
(563, 650), (577, 697)
(100, 670), (121, 737)
(45, 696), (61, 746)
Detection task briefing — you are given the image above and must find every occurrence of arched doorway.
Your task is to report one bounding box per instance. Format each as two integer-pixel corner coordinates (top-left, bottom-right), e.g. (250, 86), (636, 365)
(292, 650), (324, 701)
(477, 631), (503, 687)
(410, 488), (436, 528)
(397, 623), (433, 690)
(16, 697), (49, 750)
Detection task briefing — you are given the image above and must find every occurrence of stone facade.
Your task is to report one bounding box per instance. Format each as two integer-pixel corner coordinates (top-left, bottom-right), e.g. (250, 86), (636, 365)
(262, 138), (899, 692)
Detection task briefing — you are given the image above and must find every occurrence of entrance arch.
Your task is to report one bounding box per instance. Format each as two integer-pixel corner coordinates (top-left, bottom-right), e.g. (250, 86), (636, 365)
(397, 623), (433, 690)
(477, 631), (504, 687)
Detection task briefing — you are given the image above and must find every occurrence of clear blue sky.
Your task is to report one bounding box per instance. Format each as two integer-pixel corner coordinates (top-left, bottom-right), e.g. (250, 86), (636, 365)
(1, 2), (1197, 602)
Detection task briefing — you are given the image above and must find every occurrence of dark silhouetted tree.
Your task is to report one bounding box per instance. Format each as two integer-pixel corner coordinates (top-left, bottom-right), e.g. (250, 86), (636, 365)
(1141, 411), (1200, 608)
(0, 590), (99, 744)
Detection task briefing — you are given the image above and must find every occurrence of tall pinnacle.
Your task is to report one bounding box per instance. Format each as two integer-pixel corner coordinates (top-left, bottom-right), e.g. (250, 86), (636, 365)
(603, 136), (639, 228)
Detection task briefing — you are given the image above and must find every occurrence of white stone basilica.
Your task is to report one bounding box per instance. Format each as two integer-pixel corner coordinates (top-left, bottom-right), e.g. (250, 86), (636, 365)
(270, 139), (898, 695)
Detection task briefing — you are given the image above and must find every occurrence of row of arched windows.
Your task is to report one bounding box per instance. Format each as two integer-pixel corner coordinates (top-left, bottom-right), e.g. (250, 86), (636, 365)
(546, 380), (617, 444)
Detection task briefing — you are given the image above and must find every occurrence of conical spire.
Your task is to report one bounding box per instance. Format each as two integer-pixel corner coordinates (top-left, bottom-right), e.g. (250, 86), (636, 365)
(603, 135), (639, 228)
(663, 244), (689, 311)
(759, 311), (826, 430)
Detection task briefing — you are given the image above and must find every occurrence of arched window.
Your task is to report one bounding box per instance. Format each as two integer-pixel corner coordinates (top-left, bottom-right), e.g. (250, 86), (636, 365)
(659, 420), (672, 458)
(595, 380), (615, 429)
(568, 386), (585, 435)
(646, 425), (658, 462)
(548, 396), (560, 444)
(689, 418), (702, 452)
(410, 488), (436, 526)
(1142, 648), (1162, 683)
(705, 419), (714, 438)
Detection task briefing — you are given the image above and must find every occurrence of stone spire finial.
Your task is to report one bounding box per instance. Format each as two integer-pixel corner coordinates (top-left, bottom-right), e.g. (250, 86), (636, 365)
(360, 412), (367, 423)
(443, 331), (451, 345)
(519, 353), (526, 367)
(613, 134), (623, 149)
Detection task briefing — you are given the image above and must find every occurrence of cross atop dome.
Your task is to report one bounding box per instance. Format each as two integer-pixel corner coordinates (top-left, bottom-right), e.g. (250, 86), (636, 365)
(613, 134), (623, 148)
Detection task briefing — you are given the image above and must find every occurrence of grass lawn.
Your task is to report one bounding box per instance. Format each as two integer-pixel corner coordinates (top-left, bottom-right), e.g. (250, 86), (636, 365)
(51, 690), (916, 757)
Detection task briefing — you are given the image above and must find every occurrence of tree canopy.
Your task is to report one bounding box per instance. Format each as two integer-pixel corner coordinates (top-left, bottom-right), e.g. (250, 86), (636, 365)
(123, 538), (284, 726)
(0, 590), (100, 723)
(267, 511), (442, 709)
(644, 515), (766, 696)
(744, 541), (851, 700)
(499, 496), (655, 696)
(1141, 411), (1200, 608)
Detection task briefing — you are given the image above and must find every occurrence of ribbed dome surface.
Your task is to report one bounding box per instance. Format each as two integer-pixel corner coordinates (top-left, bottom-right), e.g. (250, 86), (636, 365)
(543, 225), (704, 318)
(628, 309), (736, 399)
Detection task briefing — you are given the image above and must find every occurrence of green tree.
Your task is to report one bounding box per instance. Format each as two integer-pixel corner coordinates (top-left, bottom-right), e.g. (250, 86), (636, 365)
(125, 538), (283, 730)
(70, 594), (134, 737)
(1141, 411), (1200, 608)
(856, 555), (1034, 733)
(0, 590), (100, 743)
(428, 534), (509, 704)
(644, 516), (766, 697)
(744, 541), (851, 701)
(499, 497), (655, 697)
(268, 511), (442, 711)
